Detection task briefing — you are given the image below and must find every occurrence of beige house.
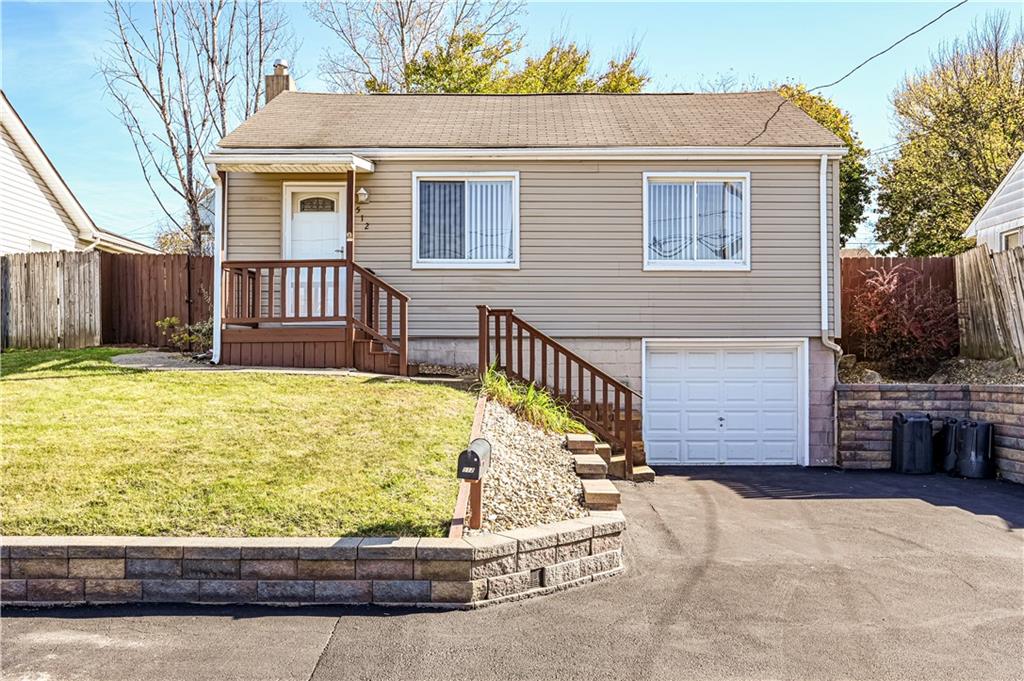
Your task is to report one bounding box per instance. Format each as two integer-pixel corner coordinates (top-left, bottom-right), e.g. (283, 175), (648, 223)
(0, 91), (157, 255)
(207, 67), (846, 473)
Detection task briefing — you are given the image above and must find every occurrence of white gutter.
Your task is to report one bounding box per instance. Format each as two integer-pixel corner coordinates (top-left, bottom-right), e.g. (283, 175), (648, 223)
(210, 169), (224, 365)
(819, 154), (843, 466)
(205, 151), (375, 172)
(210, 145), (847, 162)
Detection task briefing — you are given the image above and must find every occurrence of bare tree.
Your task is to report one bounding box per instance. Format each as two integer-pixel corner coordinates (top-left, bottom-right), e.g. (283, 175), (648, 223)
(101, 1), (293, 254)
(308, 0), (523, 92)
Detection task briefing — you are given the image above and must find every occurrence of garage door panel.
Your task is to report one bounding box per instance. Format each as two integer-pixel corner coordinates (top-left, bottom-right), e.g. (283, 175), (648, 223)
(684, 381), (720, 403)
(762, 440), (800, 462)
(684, 441), (719, 463)
(721, 440), (759, 463)
(647, 410), (682, 434)
(644, 342), (804, 466)
(647, 380), (682, 402)
(686, 410), (721, 433)
(647, 440), (681, 464)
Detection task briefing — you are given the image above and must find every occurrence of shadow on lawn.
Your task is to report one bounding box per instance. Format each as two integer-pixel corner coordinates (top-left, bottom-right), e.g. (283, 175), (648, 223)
(653, 465), (1024, 530)
(0, 348), (142, 379)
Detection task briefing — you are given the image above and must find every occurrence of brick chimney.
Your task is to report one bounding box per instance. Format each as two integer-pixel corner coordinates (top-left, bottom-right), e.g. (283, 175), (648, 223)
(265, 59), (295, 104)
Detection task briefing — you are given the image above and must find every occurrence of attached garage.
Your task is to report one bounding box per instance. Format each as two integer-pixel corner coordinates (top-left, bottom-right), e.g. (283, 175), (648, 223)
(642, 339), (809, 466)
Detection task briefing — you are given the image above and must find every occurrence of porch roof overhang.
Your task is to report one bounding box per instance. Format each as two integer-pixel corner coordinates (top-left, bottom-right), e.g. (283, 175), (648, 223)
(205, 148), (375, 174)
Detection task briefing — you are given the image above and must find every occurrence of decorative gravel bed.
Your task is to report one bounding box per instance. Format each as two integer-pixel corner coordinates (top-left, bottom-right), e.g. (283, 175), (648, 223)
(475, 400), (587, 533)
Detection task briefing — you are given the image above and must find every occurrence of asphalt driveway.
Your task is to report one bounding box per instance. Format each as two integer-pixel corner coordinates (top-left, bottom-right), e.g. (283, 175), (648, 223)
(3, 468), (1022, 681)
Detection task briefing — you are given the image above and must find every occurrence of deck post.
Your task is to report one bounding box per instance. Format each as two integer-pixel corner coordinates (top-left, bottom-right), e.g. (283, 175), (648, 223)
(477, 305), (490, 377)
(625, 391), (634, 480)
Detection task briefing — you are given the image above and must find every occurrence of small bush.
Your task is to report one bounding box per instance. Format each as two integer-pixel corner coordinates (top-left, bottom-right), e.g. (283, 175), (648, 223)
(847, 264), (959, 378)
(155, 316), (213, 354)
(481, 367), (588, 434)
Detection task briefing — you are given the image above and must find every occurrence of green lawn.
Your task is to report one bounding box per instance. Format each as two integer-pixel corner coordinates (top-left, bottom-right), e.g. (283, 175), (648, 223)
(1, 348), (476, 537)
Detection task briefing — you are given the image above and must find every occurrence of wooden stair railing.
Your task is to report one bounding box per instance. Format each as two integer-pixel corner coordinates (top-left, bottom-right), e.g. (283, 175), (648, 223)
(478, 305), (639, 479)
(351, 263), (409, 376)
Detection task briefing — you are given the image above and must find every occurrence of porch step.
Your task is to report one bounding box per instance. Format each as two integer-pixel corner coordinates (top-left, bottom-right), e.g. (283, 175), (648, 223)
(594, 442), (613, 464)
(573, 454), (608, 479)
(632, 465), (656, 483)
(607, 454), (627, 479)
(581, 478), (620, 511)
(565, 433), (596, 454)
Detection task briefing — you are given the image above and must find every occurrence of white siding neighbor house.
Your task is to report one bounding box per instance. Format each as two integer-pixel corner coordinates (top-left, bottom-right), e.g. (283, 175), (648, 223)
(964, 152), (1024, 252)
(0, 91), (157, 255)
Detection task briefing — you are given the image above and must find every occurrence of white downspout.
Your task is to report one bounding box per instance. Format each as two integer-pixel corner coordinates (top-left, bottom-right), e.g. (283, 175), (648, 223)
(211, 167), (224, 364)
(819, 154), (843, 467)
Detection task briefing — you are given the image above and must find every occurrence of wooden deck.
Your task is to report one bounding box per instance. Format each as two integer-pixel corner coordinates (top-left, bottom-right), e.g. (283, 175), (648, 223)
(220, 258), (408, 375)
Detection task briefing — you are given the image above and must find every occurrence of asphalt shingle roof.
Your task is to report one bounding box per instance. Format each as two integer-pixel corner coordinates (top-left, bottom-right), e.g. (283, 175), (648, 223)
(218, 91), (845, 150)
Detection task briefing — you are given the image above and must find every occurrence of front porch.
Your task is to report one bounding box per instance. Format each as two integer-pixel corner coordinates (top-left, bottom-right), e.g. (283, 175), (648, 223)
(220, 258), (409, 374)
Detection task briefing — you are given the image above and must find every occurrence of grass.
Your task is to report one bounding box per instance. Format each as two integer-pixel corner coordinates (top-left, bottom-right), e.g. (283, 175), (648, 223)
(0, 348), (476, 537)
(480, 367), (587, 434)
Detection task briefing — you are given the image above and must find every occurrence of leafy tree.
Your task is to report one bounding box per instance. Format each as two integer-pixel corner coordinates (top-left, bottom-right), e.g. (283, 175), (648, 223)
(404, 32), (647, 94)
(876, 13), (1024, 256)
(777, 84), (872, 245)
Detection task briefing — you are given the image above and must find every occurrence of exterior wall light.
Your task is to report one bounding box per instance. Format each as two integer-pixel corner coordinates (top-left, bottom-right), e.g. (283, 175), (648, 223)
(356, 187), (370, 203)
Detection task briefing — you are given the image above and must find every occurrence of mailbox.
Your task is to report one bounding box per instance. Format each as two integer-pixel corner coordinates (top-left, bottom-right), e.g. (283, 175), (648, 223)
(457, 438), (492, 481)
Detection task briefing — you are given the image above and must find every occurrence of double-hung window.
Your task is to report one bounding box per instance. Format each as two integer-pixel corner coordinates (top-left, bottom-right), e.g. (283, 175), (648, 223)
(413, 172), (520, 268)
(643, 172), (751, 271)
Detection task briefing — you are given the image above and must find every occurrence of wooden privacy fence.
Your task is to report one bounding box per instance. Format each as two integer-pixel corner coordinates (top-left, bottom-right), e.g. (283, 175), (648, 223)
(956, 245), (1024, 367)
(100, 253), (213, 347)
(1, 251), (101, 349)
(840, 256), (956, 356)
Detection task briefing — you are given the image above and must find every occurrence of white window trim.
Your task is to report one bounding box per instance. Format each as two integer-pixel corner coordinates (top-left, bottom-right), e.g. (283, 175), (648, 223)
(411, 171), (520, 270)
(281, 181), (347, 259)
(642, 171), (752, 272)
(1001, 226), (1022, 251)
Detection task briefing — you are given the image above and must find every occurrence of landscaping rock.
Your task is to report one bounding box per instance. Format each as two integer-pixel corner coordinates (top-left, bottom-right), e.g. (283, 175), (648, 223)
(474, 401), (587, 534)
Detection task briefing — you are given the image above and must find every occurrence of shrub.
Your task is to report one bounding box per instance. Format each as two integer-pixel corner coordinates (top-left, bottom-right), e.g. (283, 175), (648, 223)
(481, 367), (588, 434)
(847, 264), (959, 377)
(155, 316), (213, 354)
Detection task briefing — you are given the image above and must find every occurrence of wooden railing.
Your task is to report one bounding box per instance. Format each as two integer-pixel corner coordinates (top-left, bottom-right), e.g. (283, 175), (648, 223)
(351, 263), (409, 374)
(222, 259), (348, 324)
(478, 305), (638, 479)
(221, 259), (409, 375)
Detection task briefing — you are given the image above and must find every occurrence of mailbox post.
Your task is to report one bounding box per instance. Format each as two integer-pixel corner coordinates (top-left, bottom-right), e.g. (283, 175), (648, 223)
(457, 438), (491, 530)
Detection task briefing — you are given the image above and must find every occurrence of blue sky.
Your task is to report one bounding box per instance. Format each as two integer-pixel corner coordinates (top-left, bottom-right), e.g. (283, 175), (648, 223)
(2, 1), (1020, 247)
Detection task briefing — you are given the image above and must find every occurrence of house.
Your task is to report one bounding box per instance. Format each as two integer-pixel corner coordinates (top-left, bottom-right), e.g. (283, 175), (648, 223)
(964, 152), (1024, 252)
(206, 64), (846, 473)
(0, 91), (157, 255)
(840, 247), (873, 258)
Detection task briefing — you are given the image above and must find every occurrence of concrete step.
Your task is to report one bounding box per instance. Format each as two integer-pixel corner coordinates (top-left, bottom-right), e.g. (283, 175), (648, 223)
(565, 433), (596, 454)
(594, 442), (613, 463)
(632, 465), (656, 483)
(607, 454), (627, 479)
(581, 478), (620, 510)
(573, 454), (608, 478)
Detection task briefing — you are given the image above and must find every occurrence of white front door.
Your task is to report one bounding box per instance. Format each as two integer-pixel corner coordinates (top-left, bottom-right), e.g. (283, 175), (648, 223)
(284, 185), (346, 319)
(644, 341), (807, 465)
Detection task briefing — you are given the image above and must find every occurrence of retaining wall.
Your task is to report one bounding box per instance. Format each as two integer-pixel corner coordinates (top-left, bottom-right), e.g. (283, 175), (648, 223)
(0, 512), (624, 609)
(837, 384), (1024, 484)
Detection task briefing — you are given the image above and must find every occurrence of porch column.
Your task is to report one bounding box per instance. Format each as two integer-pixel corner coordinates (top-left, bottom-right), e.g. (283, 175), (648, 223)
(210, 169), (225, 364)
(345, 170), (355, 355)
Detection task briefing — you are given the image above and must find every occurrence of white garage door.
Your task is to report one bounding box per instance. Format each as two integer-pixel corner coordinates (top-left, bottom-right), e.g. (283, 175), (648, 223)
(643, 341), (806, 465)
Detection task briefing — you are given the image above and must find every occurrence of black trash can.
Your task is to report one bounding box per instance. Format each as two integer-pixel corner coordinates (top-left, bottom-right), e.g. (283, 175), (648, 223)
(933, 417), (962, 475)
(891, 411), (933, 474)
(956, 420), (995, 479)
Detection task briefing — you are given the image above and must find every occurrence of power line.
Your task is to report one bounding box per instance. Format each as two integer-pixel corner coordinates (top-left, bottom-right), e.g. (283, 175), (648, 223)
(747, 0), (969, 145)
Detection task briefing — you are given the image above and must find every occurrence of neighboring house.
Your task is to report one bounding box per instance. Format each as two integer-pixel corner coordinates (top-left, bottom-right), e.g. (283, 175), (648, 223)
(964, 152), (1024, 252)
(206, 65), (846, 471)
(0, 91), (157, 255)
(840, 247), (873, 258)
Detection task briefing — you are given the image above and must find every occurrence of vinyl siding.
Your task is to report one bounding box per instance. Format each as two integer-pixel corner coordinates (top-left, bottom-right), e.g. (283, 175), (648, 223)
(224, 158), (838, 338)
(972, 155), (1024, 252)
(0, 123), (80, 253)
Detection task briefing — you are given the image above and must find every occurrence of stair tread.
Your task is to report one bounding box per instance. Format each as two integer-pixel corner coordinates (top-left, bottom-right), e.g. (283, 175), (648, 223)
(573, 454), (608, 477)
(581, 478), (620, 504)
